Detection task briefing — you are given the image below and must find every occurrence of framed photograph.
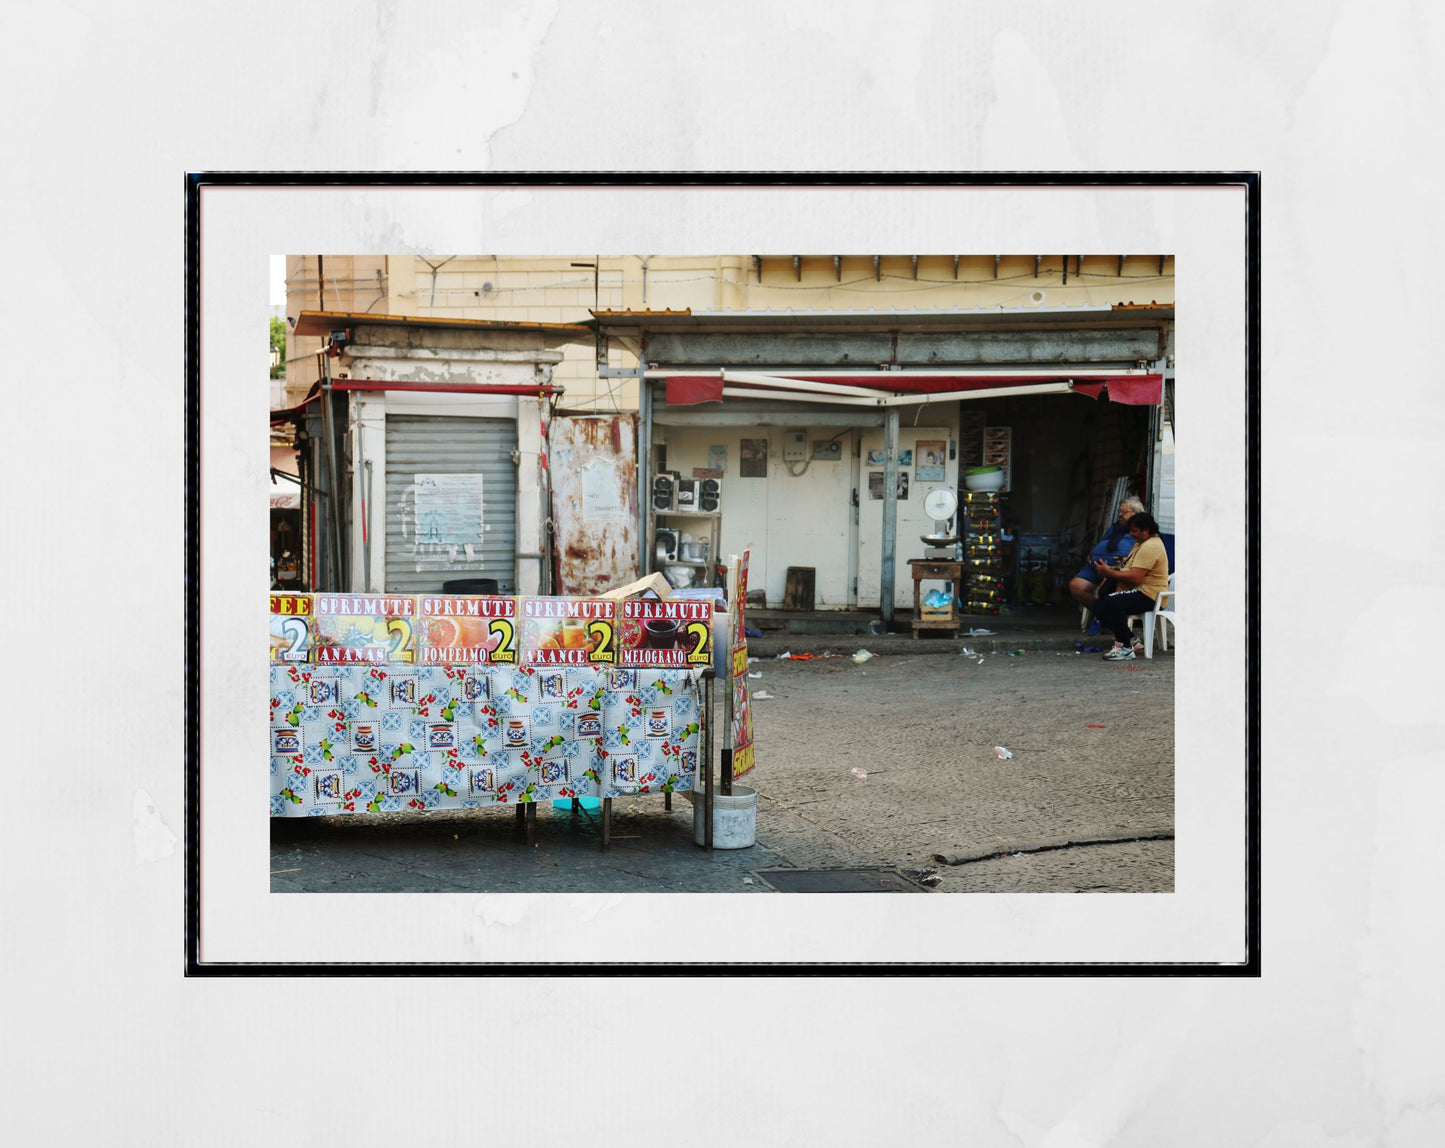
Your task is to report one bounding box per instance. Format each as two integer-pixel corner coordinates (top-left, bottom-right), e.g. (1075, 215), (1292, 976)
(191, 176), (1255, 975)
(915, 440), (946, 483)
(740, 438), (768, 478)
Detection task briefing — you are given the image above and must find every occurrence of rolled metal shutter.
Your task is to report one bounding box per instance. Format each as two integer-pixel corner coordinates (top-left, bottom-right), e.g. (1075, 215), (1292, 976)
(384, 414), (518, 594)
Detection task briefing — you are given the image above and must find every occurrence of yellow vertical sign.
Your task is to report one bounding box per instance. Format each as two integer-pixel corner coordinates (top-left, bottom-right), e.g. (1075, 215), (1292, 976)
(729, 551), (756, 779)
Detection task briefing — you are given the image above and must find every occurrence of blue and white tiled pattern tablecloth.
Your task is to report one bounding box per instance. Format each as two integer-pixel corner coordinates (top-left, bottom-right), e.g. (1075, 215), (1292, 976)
(269, 662), (703, 817)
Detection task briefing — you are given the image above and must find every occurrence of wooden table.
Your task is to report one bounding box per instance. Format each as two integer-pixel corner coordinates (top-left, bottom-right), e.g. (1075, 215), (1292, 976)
(907, 558), (963, 637)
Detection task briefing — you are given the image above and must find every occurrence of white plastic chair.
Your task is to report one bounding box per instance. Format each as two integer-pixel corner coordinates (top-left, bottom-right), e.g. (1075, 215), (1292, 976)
(1141, 574), (1176, 659)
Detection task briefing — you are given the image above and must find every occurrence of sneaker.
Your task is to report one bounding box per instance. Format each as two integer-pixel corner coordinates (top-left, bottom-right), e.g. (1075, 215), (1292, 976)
(1102, 642), (1136, 661)
(1130, 635), (1146, 652)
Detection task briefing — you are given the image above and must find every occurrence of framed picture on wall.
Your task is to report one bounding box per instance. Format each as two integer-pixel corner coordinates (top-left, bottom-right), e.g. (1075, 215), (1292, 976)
(740, 438), (768, 478)
(915, 440), (946, 482)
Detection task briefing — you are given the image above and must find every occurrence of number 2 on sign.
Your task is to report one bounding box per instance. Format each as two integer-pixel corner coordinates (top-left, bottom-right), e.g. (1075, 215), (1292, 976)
(487, 617), (517, 663)
(587, 619), (614, 664)
(684, 621), (711, 665)
(279, 617), (310, 662)
(385, 618), (414, 663)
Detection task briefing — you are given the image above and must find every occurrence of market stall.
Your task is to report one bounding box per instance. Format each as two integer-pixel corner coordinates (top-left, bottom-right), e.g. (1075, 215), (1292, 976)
(268, 590), (716, 849)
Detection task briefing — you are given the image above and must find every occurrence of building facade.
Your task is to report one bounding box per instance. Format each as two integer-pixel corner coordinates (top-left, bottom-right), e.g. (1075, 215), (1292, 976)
(281, 255), (1174, 609)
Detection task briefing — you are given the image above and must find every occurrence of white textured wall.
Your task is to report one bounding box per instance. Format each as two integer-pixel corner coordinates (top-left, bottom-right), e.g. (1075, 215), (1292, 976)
(11, 2), (1440, 1146)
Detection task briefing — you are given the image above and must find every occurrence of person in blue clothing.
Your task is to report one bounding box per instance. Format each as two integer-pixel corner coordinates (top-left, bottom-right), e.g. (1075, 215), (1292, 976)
(1069, 497), (1146, 619)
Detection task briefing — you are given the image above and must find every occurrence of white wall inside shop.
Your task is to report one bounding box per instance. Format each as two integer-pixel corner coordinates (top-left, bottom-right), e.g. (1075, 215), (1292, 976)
(660, 418), (963, 610)
(658, 426), (860, 608)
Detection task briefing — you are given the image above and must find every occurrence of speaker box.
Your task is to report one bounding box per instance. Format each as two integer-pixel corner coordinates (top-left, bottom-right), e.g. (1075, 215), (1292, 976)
(675, 477), (700, 510)
(654, 528), (679, 563)
(699, 476), (721, 512)
(651, 472), (677, 511)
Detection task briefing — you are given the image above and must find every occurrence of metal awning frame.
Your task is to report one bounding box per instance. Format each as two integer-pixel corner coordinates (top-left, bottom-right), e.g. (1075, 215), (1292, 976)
(651, 367), (1150, 407)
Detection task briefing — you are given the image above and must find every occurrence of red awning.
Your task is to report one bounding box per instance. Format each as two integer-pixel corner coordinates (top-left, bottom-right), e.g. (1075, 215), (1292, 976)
(1069, 375), (1163, 405)
(665, 376), (726, 404)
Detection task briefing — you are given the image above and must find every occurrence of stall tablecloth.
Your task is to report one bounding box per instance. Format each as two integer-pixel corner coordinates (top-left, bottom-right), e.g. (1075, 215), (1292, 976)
(269, 662), (704, 817)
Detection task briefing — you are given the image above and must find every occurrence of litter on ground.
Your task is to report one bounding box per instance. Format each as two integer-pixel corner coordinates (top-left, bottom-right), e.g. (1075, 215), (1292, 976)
(993, 746), (1014, 760)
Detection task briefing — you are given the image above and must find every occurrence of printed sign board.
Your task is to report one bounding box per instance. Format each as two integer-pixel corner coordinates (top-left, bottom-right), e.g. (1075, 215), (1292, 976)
(616, 597), (714, 669)
(417, 595), (518, 665)
(310, 594), (417, 665)
(517, 597), (618, 667)
(729, 552), (756, 779)
(269, 594), (312, 662)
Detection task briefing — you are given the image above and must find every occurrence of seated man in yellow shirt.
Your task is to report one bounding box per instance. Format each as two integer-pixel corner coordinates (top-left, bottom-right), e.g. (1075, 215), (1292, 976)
(1090, 512), (1171, 661)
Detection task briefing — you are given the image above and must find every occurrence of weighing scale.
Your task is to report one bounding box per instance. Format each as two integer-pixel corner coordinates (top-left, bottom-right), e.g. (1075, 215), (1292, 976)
(920, 486), (960, 559)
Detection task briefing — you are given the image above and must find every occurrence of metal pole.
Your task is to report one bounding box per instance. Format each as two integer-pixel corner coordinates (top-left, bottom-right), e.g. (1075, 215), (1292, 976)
(318, 355), (346, 590)
(880, 406), (900, 625)
(721, 557), (738, 796)
(721, 639), (735, 798)
(703, 673), (714, 851)
(637, 343), (652, 575)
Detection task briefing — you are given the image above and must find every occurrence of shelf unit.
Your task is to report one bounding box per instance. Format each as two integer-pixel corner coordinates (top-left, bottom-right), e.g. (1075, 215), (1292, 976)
(960, 490), (1006, 615)
(651, 509), (721, 588)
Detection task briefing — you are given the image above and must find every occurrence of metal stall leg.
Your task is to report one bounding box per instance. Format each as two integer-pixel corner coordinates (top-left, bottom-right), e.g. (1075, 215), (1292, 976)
(515, 802), (526, 826)
(525, 801), (536, 848)
(703, 673), (714, 852)
(601, 797), (612, 852)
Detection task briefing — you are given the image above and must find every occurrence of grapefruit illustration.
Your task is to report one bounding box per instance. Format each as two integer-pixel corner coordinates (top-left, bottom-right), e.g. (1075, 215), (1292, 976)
(422, 616), (462, 648)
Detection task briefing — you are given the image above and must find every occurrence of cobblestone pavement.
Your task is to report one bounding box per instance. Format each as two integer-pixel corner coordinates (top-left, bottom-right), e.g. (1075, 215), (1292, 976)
(271, 646), (1173, 894)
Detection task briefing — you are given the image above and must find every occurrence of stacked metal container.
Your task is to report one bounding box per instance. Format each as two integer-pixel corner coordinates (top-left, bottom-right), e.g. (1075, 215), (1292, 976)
(960, 491), (1006, 614)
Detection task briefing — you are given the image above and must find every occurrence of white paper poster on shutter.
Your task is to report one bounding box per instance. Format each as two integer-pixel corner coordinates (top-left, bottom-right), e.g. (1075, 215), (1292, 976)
(413, 474), (485, 546)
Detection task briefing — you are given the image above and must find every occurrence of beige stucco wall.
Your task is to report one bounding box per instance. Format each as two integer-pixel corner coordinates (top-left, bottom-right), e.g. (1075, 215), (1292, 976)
(285, 253), (1174, 412)
(282, 255), (388, 406)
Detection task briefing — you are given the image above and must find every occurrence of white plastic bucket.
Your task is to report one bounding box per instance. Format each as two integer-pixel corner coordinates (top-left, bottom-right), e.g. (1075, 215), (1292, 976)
(687, 785), (758, 849)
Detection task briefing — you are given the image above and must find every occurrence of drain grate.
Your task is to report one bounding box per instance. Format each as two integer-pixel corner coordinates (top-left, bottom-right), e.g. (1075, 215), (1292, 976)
(753, 867), (931, 893)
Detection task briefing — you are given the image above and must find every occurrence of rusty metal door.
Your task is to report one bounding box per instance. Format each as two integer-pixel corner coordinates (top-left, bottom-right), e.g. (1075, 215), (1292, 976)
(550, 414), (639, 595)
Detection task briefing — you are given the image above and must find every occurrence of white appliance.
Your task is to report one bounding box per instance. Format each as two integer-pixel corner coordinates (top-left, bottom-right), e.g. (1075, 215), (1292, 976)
(921, 486), (961, 559)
